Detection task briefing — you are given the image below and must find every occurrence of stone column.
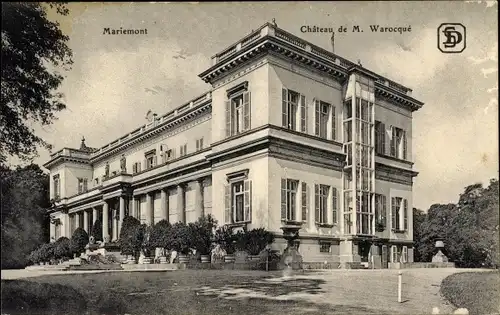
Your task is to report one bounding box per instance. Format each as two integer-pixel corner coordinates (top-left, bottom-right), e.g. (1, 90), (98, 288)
(177, 185), (185, 223)
(112, 208), (118, 241)
(92, 207), (98, 224)
(131, 196), (137, 218)
(161, 189), (169, 221)
(119, 196), (125, 236)
(146, 193), (153, 226)
(194, 179), (204, 219)
(83, 210), (89, 233)
(75, 212), (80, 230)
(102, 202), (109, 241)
(50, 222), (56, 242)
(63, 212), (70, 237)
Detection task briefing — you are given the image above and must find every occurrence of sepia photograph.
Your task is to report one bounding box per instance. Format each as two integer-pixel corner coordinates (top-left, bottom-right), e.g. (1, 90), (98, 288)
(1, 2), (498, 315)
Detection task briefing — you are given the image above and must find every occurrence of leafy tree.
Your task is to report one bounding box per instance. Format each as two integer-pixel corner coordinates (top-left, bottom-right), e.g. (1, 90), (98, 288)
(70, 227), (88, 257)
(150, 219), (173, 251)
(1, 164), (50, 269)
(412, 208), (427, 262)
(1, 2), (73, 163)
(170, 222), (192, 255)
(90, 219), (103, 242)
(53, 237), (71, 262)
(189, 214), (217, 255)
(118, 216), (142, 260)
(214, 225), (237, 254)
(414, 179), (499, 268)
(244, 228), (275, 255)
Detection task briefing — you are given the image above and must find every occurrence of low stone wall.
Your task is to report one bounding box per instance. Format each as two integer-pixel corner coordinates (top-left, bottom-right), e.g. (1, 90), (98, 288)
(389, 262), (456, 269)
(120, 263), (182, 271)
(302, 262), (341, 269)
(68, 264), (123, 271)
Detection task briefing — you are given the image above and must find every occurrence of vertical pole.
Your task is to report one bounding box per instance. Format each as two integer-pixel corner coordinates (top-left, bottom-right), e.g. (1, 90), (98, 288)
(398, 270), (402, 303)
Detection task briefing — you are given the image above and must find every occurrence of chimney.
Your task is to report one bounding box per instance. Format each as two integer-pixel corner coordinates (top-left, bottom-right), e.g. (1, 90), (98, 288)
(331, 32), (335, 53)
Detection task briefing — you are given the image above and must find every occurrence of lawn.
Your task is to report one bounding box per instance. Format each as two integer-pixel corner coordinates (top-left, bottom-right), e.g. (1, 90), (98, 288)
(1, 270), (351, 315)
(440, 271), (500, 315)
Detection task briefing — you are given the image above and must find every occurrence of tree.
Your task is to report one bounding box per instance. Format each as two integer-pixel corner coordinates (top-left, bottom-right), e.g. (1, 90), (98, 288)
(1, 2), (73, 163)
(189, 214), (217, 255)
(118, 216), (142, 260)
(53, 237), (71, 262)
(412, 208), (427, 262)
(70, 227), (88, 257)
(170, 222), (192, 255)
(150, 219), (173, 252)
(1, 164), (50, 269)
(90, 219), (103, 242)
(413, 179), (499, 268)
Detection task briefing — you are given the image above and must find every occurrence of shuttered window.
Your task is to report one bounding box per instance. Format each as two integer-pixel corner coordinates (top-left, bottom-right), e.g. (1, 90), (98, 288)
(224, 180), (252, 224)
(281, 179), (298, 221)
(226, 91), (251, 137)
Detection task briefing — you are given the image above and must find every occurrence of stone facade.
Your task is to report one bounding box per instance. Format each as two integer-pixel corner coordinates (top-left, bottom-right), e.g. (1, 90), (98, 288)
(44, 22), (423, 267)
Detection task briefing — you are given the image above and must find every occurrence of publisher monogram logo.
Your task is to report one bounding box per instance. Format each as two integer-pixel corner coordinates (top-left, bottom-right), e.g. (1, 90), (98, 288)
(438, 23), (466, 53)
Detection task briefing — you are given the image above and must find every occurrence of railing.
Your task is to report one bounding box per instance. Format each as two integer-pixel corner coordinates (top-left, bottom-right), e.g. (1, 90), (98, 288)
(275, 29), (306, 49)
(218, 45), (237, 62)
(87, 92), (211, 158)
(241, 32), (261, 48)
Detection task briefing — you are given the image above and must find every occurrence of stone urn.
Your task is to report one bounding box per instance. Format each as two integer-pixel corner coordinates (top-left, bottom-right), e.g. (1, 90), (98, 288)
(280, 225), (303, 270)
(432, 239), (449, 263)
(159, 256), (168, 264)
(224, 254), (235, 263)
(178, 254), (189, 264)
(142, 257), (152, 264)
(200, 255), (210, 263)
(126, 256), (136, 264)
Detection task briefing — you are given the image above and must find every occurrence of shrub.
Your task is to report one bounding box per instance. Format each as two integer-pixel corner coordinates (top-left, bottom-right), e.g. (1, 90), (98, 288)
(38, 243), (55, 263)
(70, 228), (89, 257)
(245, 228), (275, 255)
(119, 216), (142, 259)
(214, 226), (237, 254)
(234, 230), (248, 252)
(28, 247), (41, 265)
(170, 222), (192, 255)
(140, 224), (155, 258)
(189, 214), (217, 255)
(90, 219), (103, 242)
(53, 237), (71, 261)
(150, 219), (172, 250)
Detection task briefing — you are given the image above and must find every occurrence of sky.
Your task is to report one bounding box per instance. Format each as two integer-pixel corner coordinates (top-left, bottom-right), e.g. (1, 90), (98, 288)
(10, 1), (498, 211)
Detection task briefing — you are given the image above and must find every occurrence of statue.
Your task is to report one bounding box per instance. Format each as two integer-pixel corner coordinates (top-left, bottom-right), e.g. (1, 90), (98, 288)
(120, 154), (126, 173)
(104, 162), (110, 178)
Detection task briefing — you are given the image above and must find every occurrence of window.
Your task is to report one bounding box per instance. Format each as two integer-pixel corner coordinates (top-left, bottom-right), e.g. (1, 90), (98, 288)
(375, 121), (386, 155)
(282, 89), (306, 132)
(53, 174), (60, 199)
(319, 242), (331, 253)
(391, 197), (408, 231)
(301, 182), (308, 223)
(391, 245), (398, 263)
(195, 138), (204, 151)
(78, 178), (88, 194)
(225, 91), (251, 137)
(146, 155), (157, 169)
(132, 162), (142, 174)
(390, 126), (407, 160)
(179, 144), (187, 157)
(281, 179), (299, 221)
(315, 184), (330, 224)
(375, 194), (387, 230)
(315, 100), (335, 139)
(94, 178), (99, 185)
(224, 179), (252, 224)
(402, 246), (408, 263)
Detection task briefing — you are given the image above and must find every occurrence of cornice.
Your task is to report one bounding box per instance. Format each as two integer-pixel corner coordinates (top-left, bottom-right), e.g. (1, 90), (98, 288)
(90, 103), (211, 164)
(200, 34), (422, 112)
(44, 156), (90, 169)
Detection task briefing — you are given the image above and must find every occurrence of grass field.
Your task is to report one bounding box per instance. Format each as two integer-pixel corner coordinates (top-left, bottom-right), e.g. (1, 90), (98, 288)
(1, 270), (340, 315)
(440, 271), (500, 315)
(2, 268), (487, 315)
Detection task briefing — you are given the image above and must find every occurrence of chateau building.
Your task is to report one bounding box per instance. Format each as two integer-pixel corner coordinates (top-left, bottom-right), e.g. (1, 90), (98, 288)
(44, 22), (423, 267)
